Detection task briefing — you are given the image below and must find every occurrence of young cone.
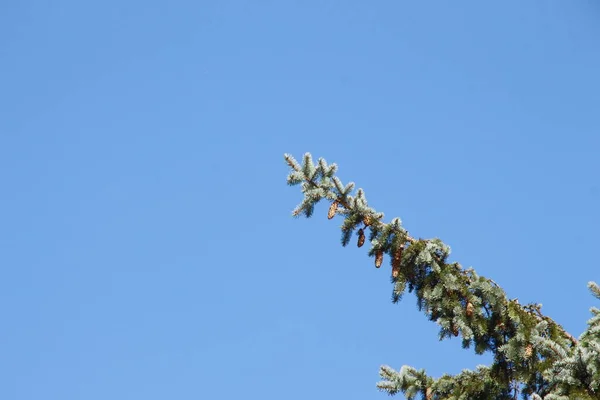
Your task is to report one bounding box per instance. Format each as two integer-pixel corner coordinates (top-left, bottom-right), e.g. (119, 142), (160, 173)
(357, 229), (365, 247)
(466, 301), (474, 318)
(525, 344), (533, 358)
(375, 250), (383, 268)
(328, 200), (339, 219)
(392, 244), (404, 278)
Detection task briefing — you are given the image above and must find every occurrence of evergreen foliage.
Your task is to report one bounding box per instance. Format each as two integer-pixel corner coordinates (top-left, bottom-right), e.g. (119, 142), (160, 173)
(284, 152), (600, 400)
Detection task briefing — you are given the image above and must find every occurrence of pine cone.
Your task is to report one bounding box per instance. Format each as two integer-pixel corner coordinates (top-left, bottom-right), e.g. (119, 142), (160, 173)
(525, 344), (533, 358)
(357, 229), (365, 247)
(327, 200), (339, 219)
(451, 325), (459, 337)
(466, 301), (474, 318)
(392, 244), (403, 278)
(375, 250), (383, 268)
(426, 387), (433, 400)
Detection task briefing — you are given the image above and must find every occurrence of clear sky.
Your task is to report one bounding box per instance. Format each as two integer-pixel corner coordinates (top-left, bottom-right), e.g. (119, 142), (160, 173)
(1, 1), (599, 399)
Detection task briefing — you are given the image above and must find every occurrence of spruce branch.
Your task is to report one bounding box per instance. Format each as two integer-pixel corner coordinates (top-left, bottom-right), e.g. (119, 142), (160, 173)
(283, 153), (599, 399)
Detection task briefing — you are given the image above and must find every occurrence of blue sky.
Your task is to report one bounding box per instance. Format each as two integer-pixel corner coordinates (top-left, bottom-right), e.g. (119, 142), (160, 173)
(1, 1), (599, 399)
